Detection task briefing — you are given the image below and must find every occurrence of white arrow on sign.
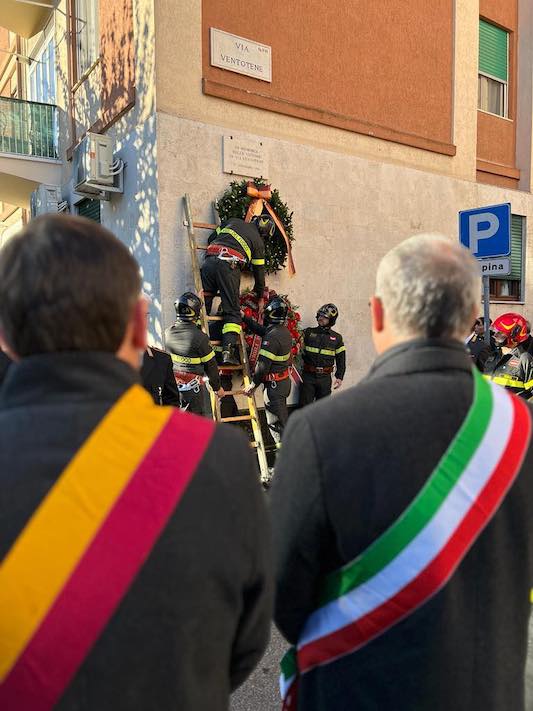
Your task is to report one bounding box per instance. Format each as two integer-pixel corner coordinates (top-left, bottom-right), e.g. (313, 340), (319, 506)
(478, 258), (511, 276)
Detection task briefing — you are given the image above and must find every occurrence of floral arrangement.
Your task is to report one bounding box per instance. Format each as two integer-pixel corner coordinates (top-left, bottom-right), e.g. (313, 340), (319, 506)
(216, 178), (295, 275)
(240, 289), (303, 361)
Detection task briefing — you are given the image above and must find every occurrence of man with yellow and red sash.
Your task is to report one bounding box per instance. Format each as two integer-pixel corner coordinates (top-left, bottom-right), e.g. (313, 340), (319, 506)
(272, 235), (533, 711)
(0, 215), (272, 711)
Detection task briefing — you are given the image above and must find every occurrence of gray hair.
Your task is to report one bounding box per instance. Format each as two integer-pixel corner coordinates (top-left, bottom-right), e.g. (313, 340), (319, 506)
(375, 233), (479, 339)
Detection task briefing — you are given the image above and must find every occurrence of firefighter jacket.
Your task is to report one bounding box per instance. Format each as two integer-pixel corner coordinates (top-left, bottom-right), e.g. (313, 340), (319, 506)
(208, 218), (265, 296)
(165, 320), (221, 391)
(302, 326), (346, 379)
(244, 317), (292, 386)
(484, 337), (533, 398)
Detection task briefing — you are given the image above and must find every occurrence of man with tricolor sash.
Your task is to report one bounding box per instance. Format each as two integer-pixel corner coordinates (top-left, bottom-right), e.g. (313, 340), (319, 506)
(0, 215), (273, 711)
(272, 234), (533, 711)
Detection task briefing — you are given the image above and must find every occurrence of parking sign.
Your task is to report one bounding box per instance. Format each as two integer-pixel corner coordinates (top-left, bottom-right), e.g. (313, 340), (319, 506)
(459, 203), (511, 259)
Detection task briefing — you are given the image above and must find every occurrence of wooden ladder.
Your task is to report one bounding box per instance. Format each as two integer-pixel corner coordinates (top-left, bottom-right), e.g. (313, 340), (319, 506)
(182, 194), (270, 482)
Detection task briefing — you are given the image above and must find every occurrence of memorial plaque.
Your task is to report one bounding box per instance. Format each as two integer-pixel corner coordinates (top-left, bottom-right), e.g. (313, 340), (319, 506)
(223, 136), (269, 178)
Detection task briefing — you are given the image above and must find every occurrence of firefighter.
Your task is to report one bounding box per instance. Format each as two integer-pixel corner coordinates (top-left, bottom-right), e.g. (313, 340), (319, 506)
(299, 303), (346, 407)
(465, 317), (497, 372)
(201, 215), (275, 366)
(208, 307), (239, 419)
(243, 297), (292, 448)
(165, 292), (224, 415)
(484, 312), (533, 399)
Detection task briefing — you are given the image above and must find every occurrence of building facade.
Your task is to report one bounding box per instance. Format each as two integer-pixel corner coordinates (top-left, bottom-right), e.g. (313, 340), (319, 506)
(1, 0), (533, 382)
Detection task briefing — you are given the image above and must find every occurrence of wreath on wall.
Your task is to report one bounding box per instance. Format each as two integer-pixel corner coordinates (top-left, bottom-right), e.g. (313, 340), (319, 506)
(216, 179), (296, 276)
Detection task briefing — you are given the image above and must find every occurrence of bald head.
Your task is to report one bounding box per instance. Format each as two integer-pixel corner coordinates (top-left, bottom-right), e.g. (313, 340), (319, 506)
(373, 234), (479, 348)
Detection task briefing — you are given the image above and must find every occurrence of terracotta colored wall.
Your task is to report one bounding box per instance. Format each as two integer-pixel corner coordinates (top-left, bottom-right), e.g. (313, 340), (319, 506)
(477, 0), (518, 188)
(202, 0), (455, 156)
(98, 0), (135, 130)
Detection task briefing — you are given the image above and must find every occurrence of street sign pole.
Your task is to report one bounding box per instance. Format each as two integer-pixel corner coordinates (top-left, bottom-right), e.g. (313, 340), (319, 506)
(483, 275), (491, 345)
(459, 203), (511, 346)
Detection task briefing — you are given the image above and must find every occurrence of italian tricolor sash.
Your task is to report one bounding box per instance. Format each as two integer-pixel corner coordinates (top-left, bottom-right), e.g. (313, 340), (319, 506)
(280, 369), (531, 710)
(0, 384), (214, 711)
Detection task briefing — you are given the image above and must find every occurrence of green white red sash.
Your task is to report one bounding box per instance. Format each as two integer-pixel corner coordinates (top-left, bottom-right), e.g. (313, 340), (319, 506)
(0, 384), (214, 711)
(280, 368), (531, 709)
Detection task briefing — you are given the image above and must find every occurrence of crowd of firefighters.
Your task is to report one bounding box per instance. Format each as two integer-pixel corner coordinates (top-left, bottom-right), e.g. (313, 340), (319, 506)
(145, 213), (533, 458)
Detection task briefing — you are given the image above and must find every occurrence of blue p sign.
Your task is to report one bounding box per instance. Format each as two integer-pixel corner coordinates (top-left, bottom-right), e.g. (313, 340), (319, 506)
(459, 203), (511, 259)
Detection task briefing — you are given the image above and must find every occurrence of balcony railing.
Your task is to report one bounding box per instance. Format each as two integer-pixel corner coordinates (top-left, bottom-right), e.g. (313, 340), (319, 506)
(0, 97), (58, 160)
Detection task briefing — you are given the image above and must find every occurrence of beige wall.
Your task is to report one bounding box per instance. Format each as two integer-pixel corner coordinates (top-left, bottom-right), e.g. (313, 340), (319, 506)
(157, 115), (533, 387)
(155, 0), (482, 184)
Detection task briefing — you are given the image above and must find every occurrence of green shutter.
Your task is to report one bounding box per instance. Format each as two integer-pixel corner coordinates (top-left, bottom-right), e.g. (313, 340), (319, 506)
(509, 215), (523, 281)
(479, 19), (508, 82)
(77, 198), (101, 223)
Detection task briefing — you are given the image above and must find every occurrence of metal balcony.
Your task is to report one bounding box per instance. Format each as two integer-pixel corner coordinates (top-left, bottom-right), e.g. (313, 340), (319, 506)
(0, 96), (58, 160)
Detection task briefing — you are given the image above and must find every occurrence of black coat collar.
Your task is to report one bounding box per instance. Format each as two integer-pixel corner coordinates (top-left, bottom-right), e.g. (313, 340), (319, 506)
(367, 339), (472, 381)
(0, 351), (139, 409)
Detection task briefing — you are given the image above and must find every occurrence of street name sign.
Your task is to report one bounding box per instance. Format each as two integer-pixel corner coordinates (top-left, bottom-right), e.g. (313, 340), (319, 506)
(459, 203), (511, 258)
(210, 29), (272, 82)
(479, 258), (511, 276)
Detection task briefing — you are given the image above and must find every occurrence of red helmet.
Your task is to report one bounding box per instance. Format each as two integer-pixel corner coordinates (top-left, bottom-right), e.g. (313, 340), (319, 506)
(492, 312), (529, 347)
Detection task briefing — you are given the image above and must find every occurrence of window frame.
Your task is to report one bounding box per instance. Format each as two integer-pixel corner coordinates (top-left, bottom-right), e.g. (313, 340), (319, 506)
(74, 0), (100, 82)
(489, 214), (525, 303)
(478, 21), (509, 119)
(27, 28), (57, 105)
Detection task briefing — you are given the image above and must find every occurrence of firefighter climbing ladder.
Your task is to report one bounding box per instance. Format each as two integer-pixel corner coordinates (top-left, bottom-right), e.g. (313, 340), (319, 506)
(182, 194), (270, 482)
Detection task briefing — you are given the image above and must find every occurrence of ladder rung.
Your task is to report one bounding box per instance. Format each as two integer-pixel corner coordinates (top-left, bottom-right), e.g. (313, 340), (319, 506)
(206, 316), (223, 321)
(221, 414), (254, 423)
(193, 222), (217, 230)
(223, 389), (247, 396)
(196, 246), (207, 251)
(210, 340), (222, 345)
(220, 365), (244, 371)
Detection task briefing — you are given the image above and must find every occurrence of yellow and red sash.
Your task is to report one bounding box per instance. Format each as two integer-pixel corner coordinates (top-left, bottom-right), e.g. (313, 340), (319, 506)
(0, 385), (214, 711)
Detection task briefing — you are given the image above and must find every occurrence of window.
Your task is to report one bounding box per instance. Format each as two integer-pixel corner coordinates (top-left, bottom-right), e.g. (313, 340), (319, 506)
(77, 197), (101, 223)
(75, 0), (99, 79)
(490, 215), (524, 301)
(29, 33), (56, 104)
(478, 19), (509, 118)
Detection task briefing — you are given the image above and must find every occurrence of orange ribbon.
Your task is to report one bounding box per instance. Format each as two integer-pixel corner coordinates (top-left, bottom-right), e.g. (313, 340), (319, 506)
(244, 182), (296, 277)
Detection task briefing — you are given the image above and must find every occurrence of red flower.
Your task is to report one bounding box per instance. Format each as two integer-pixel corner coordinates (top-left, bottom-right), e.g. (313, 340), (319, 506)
(244, 307), (253, 318)
(295, 312), (301, 322)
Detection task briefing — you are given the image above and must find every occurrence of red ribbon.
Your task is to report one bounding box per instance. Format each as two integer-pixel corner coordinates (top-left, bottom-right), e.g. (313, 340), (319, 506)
(244, 182), (296, 277)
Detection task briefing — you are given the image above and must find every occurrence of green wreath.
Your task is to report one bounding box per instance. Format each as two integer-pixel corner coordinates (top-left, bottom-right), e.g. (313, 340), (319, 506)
(215, 178), (294, 275)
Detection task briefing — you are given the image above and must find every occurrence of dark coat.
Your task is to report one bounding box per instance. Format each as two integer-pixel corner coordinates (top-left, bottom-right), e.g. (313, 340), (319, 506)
(140, 346), (180, 406)
(272, 340), (533, 711)
(0, 350), (11, 387)
(165, 321), (221, 391)
(0, 352), (272, 711)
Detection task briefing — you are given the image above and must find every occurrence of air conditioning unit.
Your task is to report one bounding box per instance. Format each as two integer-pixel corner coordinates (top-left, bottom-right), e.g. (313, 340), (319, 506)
(75, 132), (115, 193)
(30, 184), (62, 218)
(74, 132), (124, 198)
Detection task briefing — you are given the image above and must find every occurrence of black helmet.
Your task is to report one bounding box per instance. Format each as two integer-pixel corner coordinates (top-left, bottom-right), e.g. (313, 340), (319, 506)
(175, 292), (201, 322)
(264, 296), (288, 324)
(317, 303), (338, 326)
(252, 214), (276, 239)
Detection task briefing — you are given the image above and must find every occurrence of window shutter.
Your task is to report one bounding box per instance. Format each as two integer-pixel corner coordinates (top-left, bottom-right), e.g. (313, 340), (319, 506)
(509, 215), (523, 281)
(98, 0), (135, 129)
(77, 198), (101, 223)
(479, 19), (508, 82)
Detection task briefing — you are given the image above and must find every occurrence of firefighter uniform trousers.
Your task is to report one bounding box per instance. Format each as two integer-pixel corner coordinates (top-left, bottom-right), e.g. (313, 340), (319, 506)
(264, 377), (291, 446)
(176, 376), (205, 416)
(201, 218), (266, 348)
(201, 257), (242, 345)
